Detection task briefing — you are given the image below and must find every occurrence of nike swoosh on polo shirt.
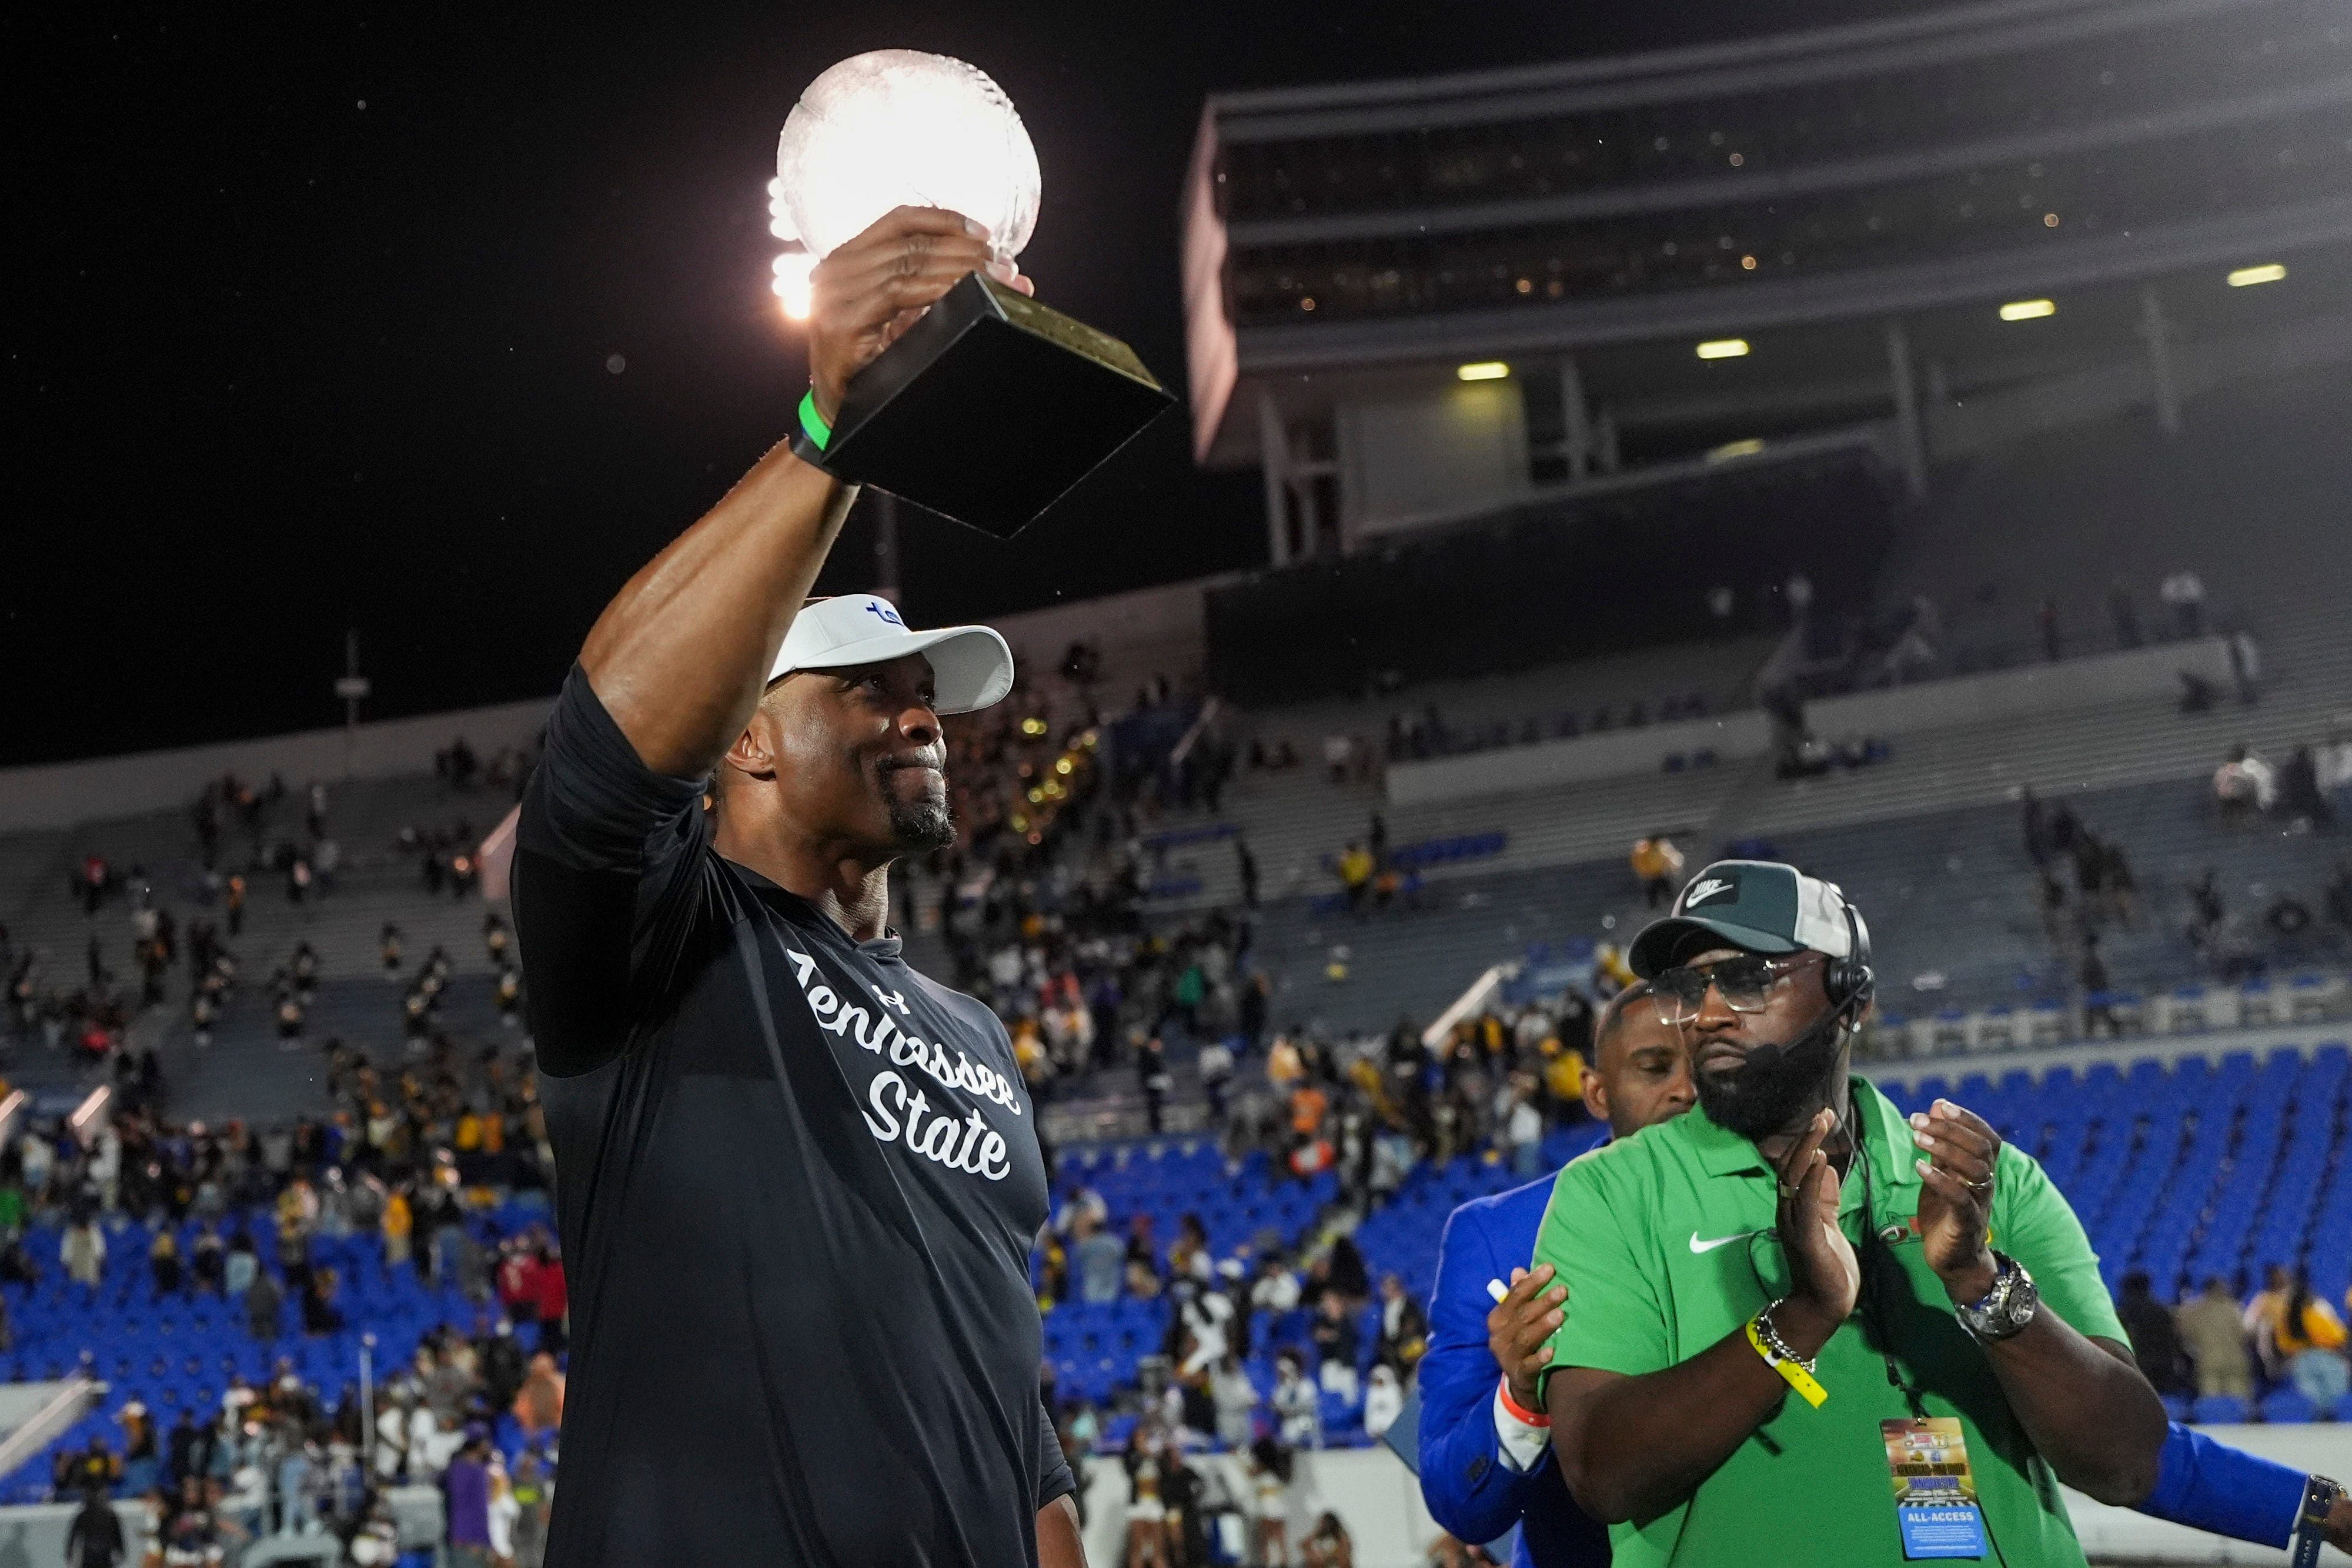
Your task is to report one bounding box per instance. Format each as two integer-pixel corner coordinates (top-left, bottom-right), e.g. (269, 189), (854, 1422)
(1688, 1230), (1760, 1253)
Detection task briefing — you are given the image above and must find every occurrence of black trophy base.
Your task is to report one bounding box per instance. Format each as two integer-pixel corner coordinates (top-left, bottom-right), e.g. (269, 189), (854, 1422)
(821, 272), (1174, 539)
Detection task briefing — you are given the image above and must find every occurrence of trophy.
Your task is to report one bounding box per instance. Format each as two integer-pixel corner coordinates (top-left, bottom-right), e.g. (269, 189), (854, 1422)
(772, 51), (1173, 539)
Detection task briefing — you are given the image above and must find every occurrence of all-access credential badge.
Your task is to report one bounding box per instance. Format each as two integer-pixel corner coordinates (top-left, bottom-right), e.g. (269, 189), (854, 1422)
(1883, 1417), (1990, 1560)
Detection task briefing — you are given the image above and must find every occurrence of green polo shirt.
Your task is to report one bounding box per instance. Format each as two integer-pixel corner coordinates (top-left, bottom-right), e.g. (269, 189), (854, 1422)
(1532, 1078), (2127, 1568)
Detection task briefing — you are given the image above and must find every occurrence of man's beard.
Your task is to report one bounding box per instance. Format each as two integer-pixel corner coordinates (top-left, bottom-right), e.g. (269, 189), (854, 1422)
(878, 763), (956, 852)
(885, 793), (956, 851)
(1692, 1006), (1849, 1140)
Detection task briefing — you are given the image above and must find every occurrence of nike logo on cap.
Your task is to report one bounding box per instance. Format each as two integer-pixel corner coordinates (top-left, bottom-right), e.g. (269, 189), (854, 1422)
(1685, 877), (1735, 908)
(1689, 1230), (1757, 1254)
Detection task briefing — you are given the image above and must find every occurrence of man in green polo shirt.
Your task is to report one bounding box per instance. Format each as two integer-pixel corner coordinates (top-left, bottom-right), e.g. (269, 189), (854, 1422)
(1536, 861), (2166, 1567)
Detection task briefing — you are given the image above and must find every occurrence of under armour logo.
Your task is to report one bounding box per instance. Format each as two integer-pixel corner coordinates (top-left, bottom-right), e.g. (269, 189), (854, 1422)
(1685, 877), (1736, 908)
(872, 984), (911, 1015)
(864, 600), (904, 627)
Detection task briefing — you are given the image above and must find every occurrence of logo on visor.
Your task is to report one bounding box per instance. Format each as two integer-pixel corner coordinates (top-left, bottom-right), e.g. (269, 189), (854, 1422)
(1685, 876), (1738, 909)
(864, 600), (905, 627)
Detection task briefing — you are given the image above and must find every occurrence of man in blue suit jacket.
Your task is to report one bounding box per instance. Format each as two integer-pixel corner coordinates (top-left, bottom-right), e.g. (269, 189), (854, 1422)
(1418, 983), (2350, 1564)
(1419, 984), (1686, 1566)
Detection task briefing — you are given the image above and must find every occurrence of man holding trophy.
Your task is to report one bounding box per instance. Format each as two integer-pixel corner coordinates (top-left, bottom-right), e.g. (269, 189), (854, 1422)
(509, 52), (1165, 1568)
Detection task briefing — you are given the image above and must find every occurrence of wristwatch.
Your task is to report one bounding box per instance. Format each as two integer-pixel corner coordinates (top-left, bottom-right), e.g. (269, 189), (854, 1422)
(2291, 1474), (2344, 1568)
(1953, 1251), (2039, 1342)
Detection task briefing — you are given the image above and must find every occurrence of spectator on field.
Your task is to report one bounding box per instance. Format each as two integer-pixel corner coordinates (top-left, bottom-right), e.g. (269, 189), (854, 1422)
(2274, 1269), (2351, 1407)
(2174, 1278), (2254, 1401)
(1301, 1511), (1355, 1568)
(65, 1483), (124, 1568)
(2115, 1272), (2192, 1397)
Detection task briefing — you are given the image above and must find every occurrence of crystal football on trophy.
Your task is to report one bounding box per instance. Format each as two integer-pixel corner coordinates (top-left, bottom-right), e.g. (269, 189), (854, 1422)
(773, 51), (1172, 537)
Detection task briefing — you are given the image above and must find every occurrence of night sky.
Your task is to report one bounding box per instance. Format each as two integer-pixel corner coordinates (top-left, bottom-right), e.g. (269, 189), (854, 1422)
(12, 0), (1890, 767)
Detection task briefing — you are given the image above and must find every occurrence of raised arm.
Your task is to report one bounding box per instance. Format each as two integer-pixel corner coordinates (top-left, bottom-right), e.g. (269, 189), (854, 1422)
(576, 207), (1004, 776)
(1548, 1110), (1859, 1524)
(1909, 1102), (2164, 1503)
(1417, 1203), (1551, 1543)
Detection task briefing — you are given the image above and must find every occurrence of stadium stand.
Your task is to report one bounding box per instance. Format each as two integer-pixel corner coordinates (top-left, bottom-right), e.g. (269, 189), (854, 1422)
(1034, 1032), (2350, 1454)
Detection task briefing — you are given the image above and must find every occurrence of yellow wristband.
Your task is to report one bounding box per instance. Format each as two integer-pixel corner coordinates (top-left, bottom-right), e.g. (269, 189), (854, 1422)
(1746, 1318), (1829, 1408)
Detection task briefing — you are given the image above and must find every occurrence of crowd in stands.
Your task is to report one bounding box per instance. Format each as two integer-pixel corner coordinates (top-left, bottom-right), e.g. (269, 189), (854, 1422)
(2020, 787), (2153, 1025)
(2212, 728), (2352, 832)
(5, 750), (529, 1086)
(2119, 1266), (2352, 1413)
(1026, 968), (1613, 1473)
(2, 1011), (564, 1560)
(2018, 770), (2352, 1018)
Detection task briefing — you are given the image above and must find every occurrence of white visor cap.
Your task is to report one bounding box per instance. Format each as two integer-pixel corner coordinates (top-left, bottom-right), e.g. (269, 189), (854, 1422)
(765, 595), (1015, 716)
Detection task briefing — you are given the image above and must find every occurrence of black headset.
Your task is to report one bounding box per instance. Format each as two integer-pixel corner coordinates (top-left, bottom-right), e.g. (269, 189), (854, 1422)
(1822, 893), (1876, 1019)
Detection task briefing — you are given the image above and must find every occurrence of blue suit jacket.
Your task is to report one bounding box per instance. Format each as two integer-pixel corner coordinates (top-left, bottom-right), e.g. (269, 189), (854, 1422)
(1418, 1158), (1611, 1568)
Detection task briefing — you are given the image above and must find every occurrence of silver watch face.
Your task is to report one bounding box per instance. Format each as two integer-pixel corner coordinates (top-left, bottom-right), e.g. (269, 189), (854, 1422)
(1963, 1258), (2037, 1337)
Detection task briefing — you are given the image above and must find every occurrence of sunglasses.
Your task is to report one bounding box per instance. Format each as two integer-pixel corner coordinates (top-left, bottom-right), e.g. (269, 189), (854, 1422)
(1651, 952), (1820, 1024)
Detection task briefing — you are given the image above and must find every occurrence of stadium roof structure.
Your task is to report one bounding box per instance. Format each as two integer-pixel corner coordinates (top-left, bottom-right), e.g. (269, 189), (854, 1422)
(1181, 0), (2352, 559)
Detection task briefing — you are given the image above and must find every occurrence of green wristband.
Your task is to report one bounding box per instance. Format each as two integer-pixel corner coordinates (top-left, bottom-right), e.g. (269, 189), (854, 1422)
(797, 390), (833, 452)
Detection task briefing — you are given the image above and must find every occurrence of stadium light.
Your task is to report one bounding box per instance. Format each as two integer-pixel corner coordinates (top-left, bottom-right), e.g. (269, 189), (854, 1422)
(1695, 338), (1749, 360)
(772, 250), (816, 320)
(1456, 361), (1510, 382)
(1706, 437), (1766, 462)
(1999, 299), (2056, 322)
(2227, 263), (2286, 287)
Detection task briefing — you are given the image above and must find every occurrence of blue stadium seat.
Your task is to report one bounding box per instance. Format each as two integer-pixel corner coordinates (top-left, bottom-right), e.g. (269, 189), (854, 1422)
(2258, 1391), (2315, 1424)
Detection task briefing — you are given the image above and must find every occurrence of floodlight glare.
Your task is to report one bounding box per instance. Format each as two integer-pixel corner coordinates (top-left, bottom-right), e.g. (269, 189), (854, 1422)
(771, 252), (816, 320)
(2227, 263), (2286, 287)
(1456, 362), (1510, 381)
(1696, 338), (1750, 359)
(1999, 299), (2056, 322)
